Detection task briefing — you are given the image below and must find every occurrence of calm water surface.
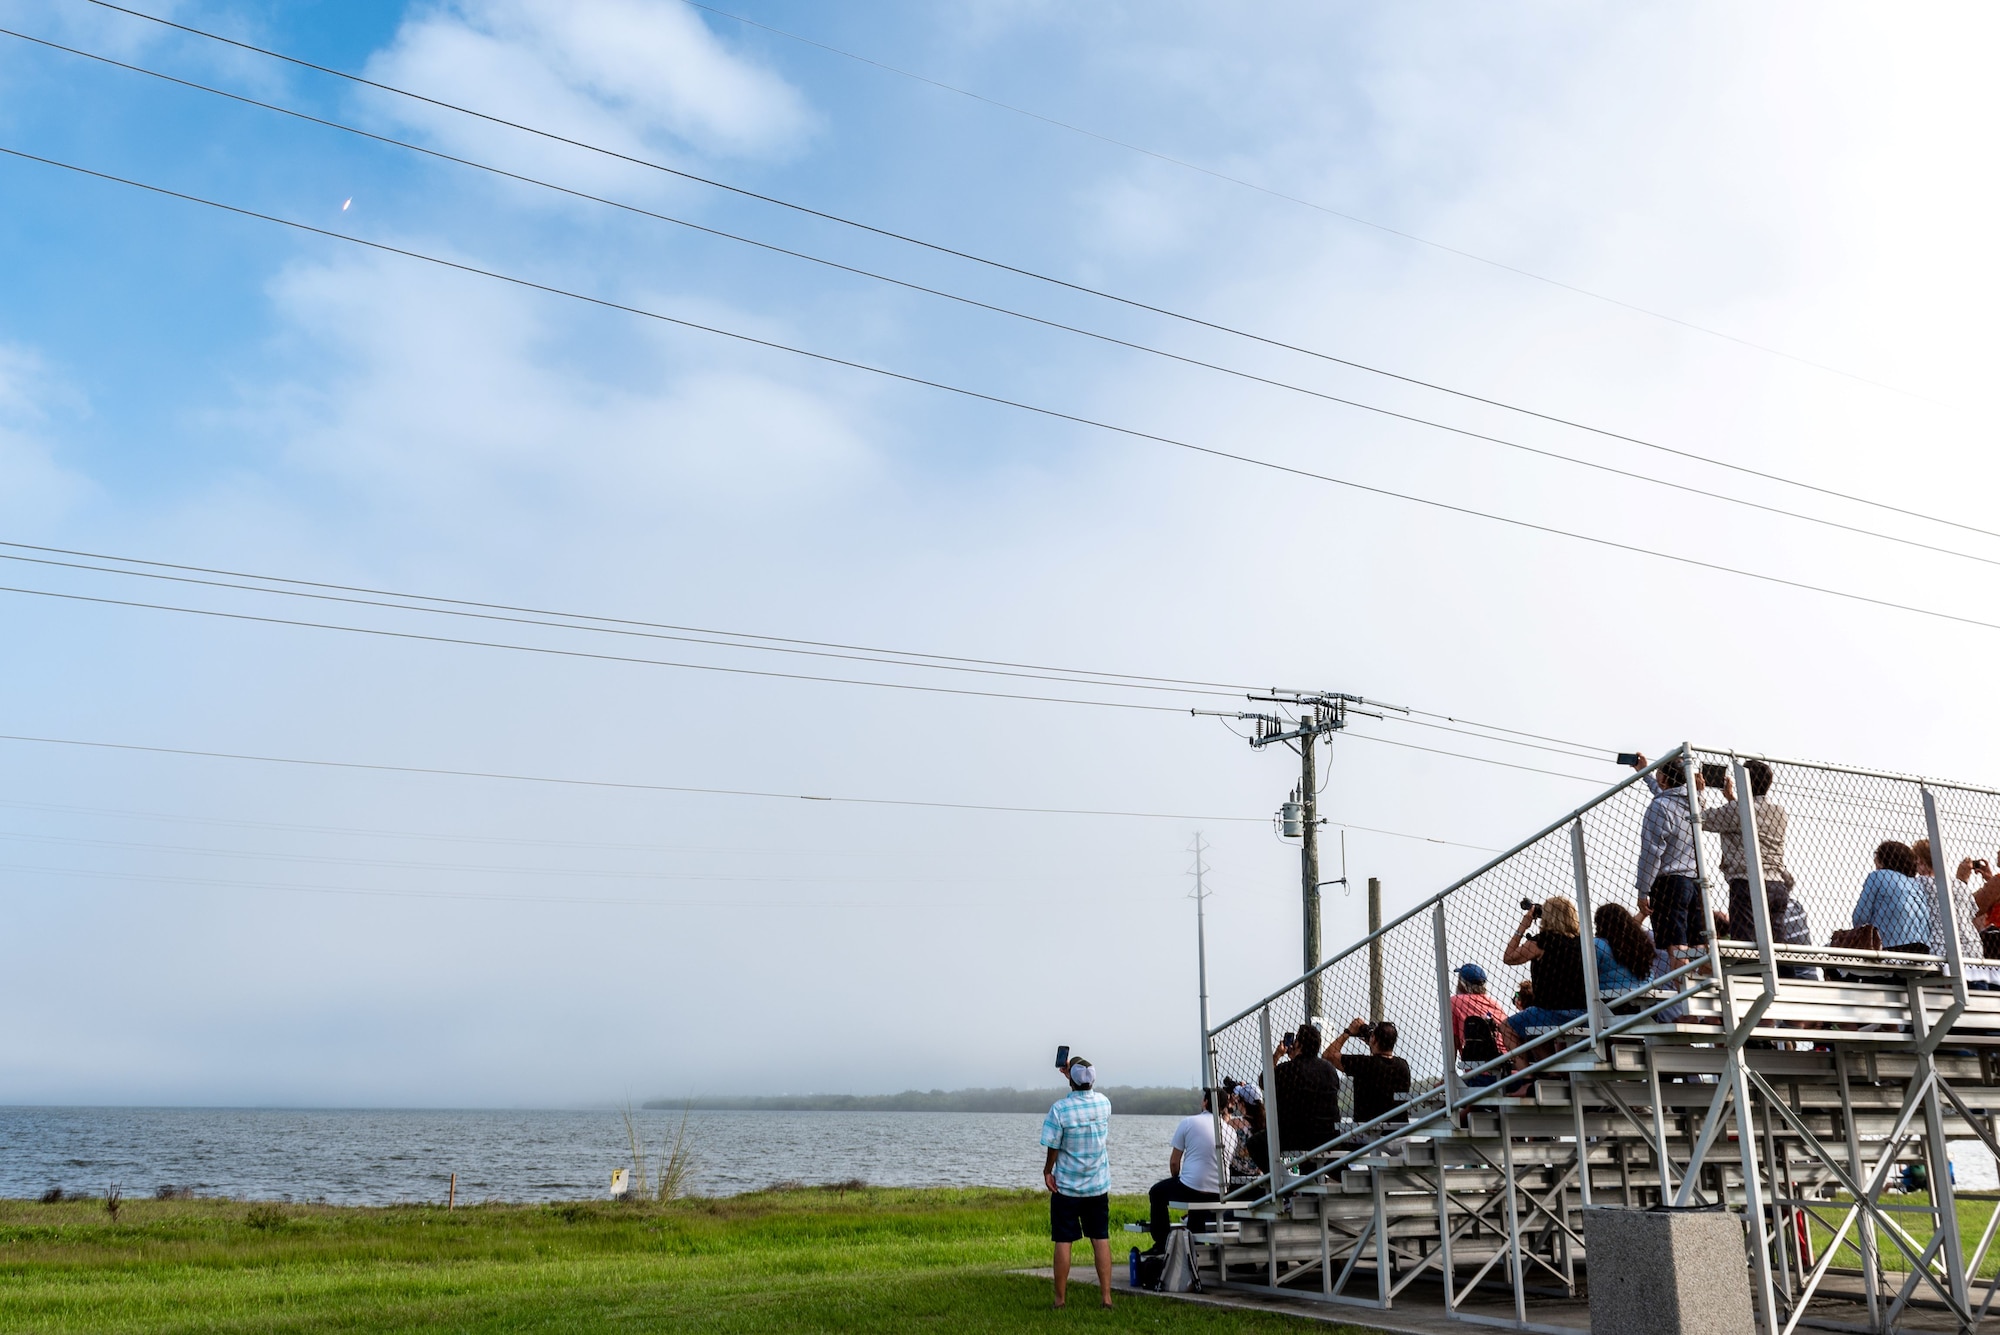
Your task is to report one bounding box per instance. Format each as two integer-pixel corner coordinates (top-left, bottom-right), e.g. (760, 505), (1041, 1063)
(0, 1107), (1181, 1203)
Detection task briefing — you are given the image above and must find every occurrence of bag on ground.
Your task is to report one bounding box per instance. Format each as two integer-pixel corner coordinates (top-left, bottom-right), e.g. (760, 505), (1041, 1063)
(1161, 1228), (1202, 1293)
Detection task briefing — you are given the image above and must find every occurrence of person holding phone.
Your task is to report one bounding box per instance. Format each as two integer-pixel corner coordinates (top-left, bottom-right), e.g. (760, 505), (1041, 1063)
(1628, 755), (1707, 956)
(1041, 1054), (1113, 1309)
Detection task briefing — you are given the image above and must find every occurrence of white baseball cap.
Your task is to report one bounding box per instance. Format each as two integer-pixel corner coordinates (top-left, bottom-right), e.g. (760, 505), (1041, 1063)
(1068, 1061), (1096, 1088)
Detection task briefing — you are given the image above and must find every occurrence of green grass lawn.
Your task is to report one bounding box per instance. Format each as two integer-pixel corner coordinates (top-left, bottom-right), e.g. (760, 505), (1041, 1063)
(0, 1187), (1360, 1334)
(1801, 1192), (2000, 1279)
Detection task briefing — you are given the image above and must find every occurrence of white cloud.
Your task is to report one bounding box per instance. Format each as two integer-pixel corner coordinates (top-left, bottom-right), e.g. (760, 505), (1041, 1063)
(364, 0), (815, 178)
(0, 344), (91, 527)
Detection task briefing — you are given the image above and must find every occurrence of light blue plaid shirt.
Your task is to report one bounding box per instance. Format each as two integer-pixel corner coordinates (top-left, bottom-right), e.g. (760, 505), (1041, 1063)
(1040, 1090), (1112, 1197)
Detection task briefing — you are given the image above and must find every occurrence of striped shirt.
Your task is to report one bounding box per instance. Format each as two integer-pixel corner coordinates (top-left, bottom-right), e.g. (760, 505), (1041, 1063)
(1041, 1090), (1112, 1196)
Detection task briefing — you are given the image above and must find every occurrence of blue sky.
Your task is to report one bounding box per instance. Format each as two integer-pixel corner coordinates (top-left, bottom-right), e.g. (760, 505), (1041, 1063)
(2, 0), (1997, 1106)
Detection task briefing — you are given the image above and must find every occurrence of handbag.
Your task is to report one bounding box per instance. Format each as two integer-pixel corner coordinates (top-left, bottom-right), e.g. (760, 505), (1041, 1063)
(1981, 926), (2000, 961)
(1830, 924), (1882, 952)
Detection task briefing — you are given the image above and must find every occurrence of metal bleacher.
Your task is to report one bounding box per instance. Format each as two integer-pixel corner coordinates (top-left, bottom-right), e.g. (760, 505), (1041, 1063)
(1192, 746), (2000, 1334)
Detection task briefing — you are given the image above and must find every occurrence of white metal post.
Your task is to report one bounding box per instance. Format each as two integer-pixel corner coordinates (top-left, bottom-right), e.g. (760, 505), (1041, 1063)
(1570, 819), (1602, 1045)
(1922, 789), (1972, 1011)
(1258, 1006), (1283, 1197)
(1432, 905), (1459, 1107)
(1731, 758), (1780, 994)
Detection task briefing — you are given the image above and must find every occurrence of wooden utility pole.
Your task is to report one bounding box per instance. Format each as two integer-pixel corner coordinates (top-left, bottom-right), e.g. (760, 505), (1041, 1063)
(1300, 727), (1321, 1021)
(1368, 877), (1384, 1023)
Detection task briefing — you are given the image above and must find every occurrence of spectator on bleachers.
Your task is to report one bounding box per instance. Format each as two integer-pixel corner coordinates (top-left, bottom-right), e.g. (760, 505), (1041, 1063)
(1450, 964), (1511, 1087)
(1915, 840), (2000, 989)
(1699, 760), (1794, 943)
(1775, 893), (1820, 981)
(1955, 853), (2000, 987)
(1593, 903), (1656, 1002)
(1325, 1019), (1410, 1126)
(1233, 1082), (1269, 1174)
(1501, 896), (1588, 1056)
(1266, 1023), (1340, 1156)
(1628, 756), (1707, 956)
(1142, 1089), (1234, 1254)
(1853, 841), (1931, 953)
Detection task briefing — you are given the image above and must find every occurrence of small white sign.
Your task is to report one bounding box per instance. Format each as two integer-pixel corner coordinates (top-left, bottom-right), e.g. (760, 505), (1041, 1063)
(610, 1167), (630, 1198)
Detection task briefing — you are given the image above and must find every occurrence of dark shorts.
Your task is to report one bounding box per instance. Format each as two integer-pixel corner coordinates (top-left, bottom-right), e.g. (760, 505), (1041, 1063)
(1050, 1191), (1109, 1243)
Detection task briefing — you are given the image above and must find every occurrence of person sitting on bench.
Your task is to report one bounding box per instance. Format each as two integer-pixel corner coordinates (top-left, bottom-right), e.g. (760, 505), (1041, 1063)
(1143, 1089), (1234, 1254)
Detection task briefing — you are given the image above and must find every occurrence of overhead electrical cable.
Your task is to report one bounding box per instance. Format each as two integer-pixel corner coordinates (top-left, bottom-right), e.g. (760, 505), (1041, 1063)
(60, 4), (1997, 544)
(0, 861), (980, 912)
(0, 732), (1501, 848)
(0, 537), (1250, 694)
(0, 796), (961, 857)
(0, 536), (1626, 762)
(7, 33), (1988, 567)
(0, 548), (1245, 701)
(0, 828), (1040, 883)
(0, 578), (1197, 713)
(674, 0), (1944, 407)
(6, 144), (1997, 646)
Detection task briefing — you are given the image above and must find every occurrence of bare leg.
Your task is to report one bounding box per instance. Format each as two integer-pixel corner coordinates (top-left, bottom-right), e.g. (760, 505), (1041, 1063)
(1052, 1241), (1071, 1307)
(1092, 1237), (1114, 1307)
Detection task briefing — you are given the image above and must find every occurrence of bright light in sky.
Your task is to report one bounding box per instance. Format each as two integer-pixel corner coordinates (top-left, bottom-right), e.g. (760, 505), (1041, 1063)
(0, 1), (1995, 1107)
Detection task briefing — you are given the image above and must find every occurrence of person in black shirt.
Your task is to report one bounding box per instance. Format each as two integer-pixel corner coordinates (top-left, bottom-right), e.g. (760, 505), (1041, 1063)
(1326, 1019), (1410, 1127)
(1501, 895), (1589, 1063)
(1264, 1023), (1340, 1156)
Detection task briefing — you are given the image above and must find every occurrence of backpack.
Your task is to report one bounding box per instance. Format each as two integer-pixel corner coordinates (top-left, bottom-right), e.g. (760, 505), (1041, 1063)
(1161, 1228), (1202, 1293)
(1461, 1013), (1501, 1064)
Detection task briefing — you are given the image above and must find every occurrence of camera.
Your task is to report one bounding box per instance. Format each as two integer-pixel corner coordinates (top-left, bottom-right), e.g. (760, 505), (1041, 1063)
(1356, 1021), (1378, 1041)
(1520, 898), (1542, 917)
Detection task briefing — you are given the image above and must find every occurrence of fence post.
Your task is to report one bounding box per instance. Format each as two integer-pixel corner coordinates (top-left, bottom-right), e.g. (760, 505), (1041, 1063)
(1731, 758), (1780, 994)
(1432, 904), (1458, 1107)
(1922, 788), (1972, 1012)
(1258, 1006), (1283, 1196)
(1570, 820), (1601, 1045)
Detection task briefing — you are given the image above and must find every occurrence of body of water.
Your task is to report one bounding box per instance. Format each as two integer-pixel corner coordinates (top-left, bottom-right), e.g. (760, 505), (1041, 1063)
(6, 1105), (1989, 1203)
(0, 1106), (1182, 1204)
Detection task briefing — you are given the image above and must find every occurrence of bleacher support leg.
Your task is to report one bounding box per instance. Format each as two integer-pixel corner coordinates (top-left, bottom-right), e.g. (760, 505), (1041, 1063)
(1501, 1105), (1526, 1327)
(1835, 1051), (1881, 1328)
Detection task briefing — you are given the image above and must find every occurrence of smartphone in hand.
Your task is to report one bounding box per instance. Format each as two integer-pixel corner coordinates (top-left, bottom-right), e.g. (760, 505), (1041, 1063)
(1055, 1045), (1070, 1070)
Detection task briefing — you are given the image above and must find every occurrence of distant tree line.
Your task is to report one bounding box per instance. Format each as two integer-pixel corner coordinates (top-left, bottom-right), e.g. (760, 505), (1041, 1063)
(643, 1086), (1200, 1115)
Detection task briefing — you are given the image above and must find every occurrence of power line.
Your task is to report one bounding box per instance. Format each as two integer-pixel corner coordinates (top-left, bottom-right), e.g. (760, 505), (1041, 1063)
(0, 537), (1626, 764)
(0, 861), (980, 912)
(62, 4), (1996, 545)
(0, 731), (1500, 848)
(0, 577), (1197, 712)
(0, 537), (1248, 693)
(0, 547), (1242, 701)
(0, 795), (963, 857)
(676, 0), (1947, 408)
(7, 32), (1989, 570)
(7, 143), (1998, 647)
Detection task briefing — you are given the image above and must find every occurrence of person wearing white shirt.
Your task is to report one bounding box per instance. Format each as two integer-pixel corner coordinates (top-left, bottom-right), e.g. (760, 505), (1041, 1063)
(1143, 1091), (1236, 1254)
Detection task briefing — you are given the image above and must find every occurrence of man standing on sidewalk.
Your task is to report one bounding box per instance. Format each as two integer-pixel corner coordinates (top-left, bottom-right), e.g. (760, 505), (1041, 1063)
(1041, 1057), (1113, 1309)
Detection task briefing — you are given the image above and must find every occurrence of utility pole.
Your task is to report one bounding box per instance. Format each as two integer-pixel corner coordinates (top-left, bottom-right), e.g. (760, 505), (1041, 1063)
(1194, 689), (1407, 1023)
(1189, 834), (1214, 1094)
